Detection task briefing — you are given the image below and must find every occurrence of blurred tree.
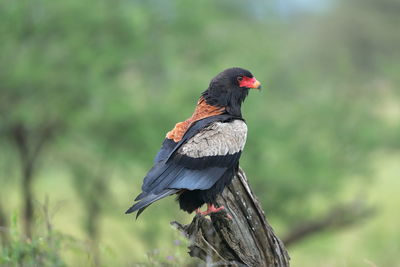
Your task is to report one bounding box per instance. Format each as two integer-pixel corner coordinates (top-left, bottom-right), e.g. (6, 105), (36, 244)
(0, 0), (140, 238)
(0, 202), (9, 247)
(69, 161), (108, 266)
(7, 122), (58, 238)
(0, 0), (398, 264)
(248, 0), (399, 227)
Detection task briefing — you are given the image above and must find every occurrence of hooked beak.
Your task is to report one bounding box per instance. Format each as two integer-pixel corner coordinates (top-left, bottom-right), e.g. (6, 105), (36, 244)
(251, 79), (262, 90)
(239, 76), (262, 90)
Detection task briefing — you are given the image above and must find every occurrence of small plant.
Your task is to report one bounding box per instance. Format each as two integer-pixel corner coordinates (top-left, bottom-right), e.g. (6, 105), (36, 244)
(0, 212), (67, 267)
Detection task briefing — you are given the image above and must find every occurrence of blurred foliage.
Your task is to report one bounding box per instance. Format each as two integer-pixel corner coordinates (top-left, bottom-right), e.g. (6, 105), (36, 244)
(0, 213), (66, 266)
(0, 0), (399, 265)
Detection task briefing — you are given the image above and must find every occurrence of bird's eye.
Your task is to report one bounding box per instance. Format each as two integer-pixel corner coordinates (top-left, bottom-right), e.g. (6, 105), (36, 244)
(237, 76), (243, 82)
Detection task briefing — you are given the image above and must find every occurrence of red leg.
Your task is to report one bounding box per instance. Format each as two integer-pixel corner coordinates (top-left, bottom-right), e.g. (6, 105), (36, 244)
(200, 203), (225, 216)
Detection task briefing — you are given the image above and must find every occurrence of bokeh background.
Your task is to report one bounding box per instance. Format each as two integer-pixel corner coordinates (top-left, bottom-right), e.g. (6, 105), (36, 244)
(1, 0), (399, 266)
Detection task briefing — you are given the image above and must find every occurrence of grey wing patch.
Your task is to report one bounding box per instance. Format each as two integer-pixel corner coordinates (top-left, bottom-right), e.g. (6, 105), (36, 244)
(178, 120), (247, 158)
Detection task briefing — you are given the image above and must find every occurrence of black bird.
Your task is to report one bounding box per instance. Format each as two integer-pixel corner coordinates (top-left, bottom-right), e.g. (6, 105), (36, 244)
(126, 67), (261, 218)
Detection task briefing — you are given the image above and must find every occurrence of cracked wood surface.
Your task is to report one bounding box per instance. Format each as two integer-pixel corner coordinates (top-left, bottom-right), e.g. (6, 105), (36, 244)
(172, 168), (290, 266)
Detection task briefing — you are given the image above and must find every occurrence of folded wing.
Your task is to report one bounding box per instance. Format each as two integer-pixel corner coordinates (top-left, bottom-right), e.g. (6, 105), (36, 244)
(126, 115), (247, 217)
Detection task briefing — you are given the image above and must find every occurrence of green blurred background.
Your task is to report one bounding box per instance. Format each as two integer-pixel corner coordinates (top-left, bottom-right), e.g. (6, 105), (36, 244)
(1, 0), (399, 266)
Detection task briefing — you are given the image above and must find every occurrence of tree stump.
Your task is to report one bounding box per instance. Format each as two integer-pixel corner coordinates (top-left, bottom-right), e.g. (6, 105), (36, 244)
(171, 168), (290, 266)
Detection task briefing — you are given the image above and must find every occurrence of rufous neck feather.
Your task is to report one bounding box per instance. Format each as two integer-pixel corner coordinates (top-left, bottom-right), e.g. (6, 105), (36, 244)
(166, 98), (225, 142)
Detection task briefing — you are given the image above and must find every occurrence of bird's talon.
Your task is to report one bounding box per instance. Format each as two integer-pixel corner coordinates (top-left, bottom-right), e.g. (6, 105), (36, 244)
(199, 203), (227, 216)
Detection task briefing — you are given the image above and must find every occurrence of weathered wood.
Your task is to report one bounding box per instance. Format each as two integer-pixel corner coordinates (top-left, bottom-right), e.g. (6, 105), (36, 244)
(172, 168), (290, 266)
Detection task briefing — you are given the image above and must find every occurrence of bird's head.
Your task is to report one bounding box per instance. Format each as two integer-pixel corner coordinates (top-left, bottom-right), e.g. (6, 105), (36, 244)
(202, 67), (261, 117)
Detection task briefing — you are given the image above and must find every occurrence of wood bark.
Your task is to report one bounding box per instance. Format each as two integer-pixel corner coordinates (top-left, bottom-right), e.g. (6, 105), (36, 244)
(172, 168), (290, 267)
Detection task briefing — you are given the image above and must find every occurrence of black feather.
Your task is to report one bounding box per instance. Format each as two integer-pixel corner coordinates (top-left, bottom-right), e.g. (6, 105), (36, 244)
(178, 166), (237, 213)
(153, 138), (177, 163)
(126, 67), (254, 218)
(202, 67), (253, 117)
(173, 152), (241, 169)
(165, 114), (242, 162)
(125, 189), (179, 217)
(126, 114), (245, 217)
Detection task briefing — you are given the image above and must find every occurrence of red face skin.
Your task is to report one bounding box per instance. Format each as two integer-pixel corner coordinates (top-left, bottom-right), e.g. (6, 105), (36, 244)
(238, 76), (262, 89)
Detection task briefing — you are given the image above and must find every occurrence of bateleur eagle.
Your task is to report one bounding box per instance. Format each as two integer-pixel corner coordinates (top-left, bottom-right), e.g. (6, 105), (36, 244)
(126, 67), (261, 218)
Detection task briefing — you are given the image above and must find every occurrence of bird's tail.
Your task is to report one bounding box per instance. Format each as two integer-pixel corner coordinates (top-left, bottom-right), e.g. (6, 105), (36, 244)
(125, 189), (178, 219)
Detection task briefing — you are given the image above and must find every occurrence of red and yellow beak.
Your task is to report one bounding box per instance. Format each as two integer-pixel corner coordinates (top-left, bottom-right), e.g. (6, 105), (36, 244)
(251, 78), (261, 89)
(239, 76), (262, 90)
